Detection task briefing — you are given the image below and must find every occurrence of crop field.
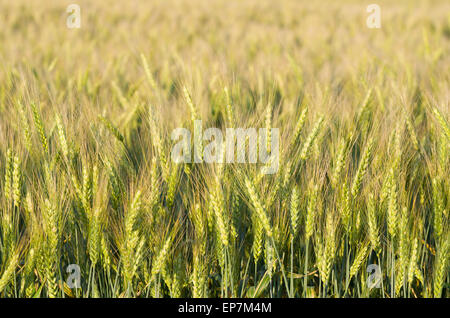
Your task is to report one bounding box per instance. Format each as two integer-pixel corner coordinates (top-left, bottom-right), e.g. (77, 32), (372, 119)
(0, 0), (448, 298)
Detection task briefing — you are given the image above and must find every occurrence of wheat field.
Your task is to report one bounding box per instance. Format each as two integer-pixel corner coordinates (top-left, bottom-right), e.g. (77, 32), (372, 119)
(0, 0), (448, 298)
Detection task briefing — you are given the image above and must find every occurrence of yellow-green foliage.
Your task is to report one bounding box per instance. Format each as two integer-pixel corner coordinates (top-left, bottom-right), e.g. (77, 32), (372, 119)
(0, 0), (448, 298)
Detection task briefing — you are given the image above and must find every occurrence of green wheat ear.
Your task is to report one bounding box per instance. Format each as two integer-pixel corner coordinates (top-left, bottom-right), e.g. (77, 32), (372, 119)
(245, 176), (272, 238)
(0, 252), (20, 293)
(0, 2), (448, 298)
(31, 102), (48, 155)
(349, 242), (370, 280)
(290, 186), (299, 239)
(122, 190), (144, 287)
(183, 86), (198, 123)
(210, 181), (229, 247)
(252, 216), (264, 262)
(141, 53), (158, 92)
(300, 115), (324, 161)
(351, 137), (374, 198)
(331, 138), (347, 188)
(4, 148), (13, 202)
(17, 100), (32, 153)
(55, 114), (70, 160)
(305, 184), (318, 241)
(433, 107), (450, 141)
(12, 154), (22, 207)
(387, 169), (399, 240)
(291, 106), (308, 145)
(367, 194), (380, 253)
(98, 114), (125, 144)
(112, 81), (130, 109)
(432, 178), (444, 241)
(224, 86), (234, 127)
(433, 236), (449, 298)
(151, 236), (172, 279)
(43, 199), (60, 298)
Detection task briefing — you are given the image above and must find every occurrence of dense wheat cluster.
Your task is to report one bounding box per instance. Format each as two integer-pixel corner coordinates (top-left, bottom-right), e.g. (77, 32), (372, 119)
(0, 0), (449, 298)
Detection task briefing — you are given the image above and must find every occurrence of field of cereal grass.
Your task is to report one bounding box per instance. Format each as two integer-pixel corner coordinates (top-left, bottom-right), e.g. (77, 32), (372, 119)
(0, 0), (448, 298)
